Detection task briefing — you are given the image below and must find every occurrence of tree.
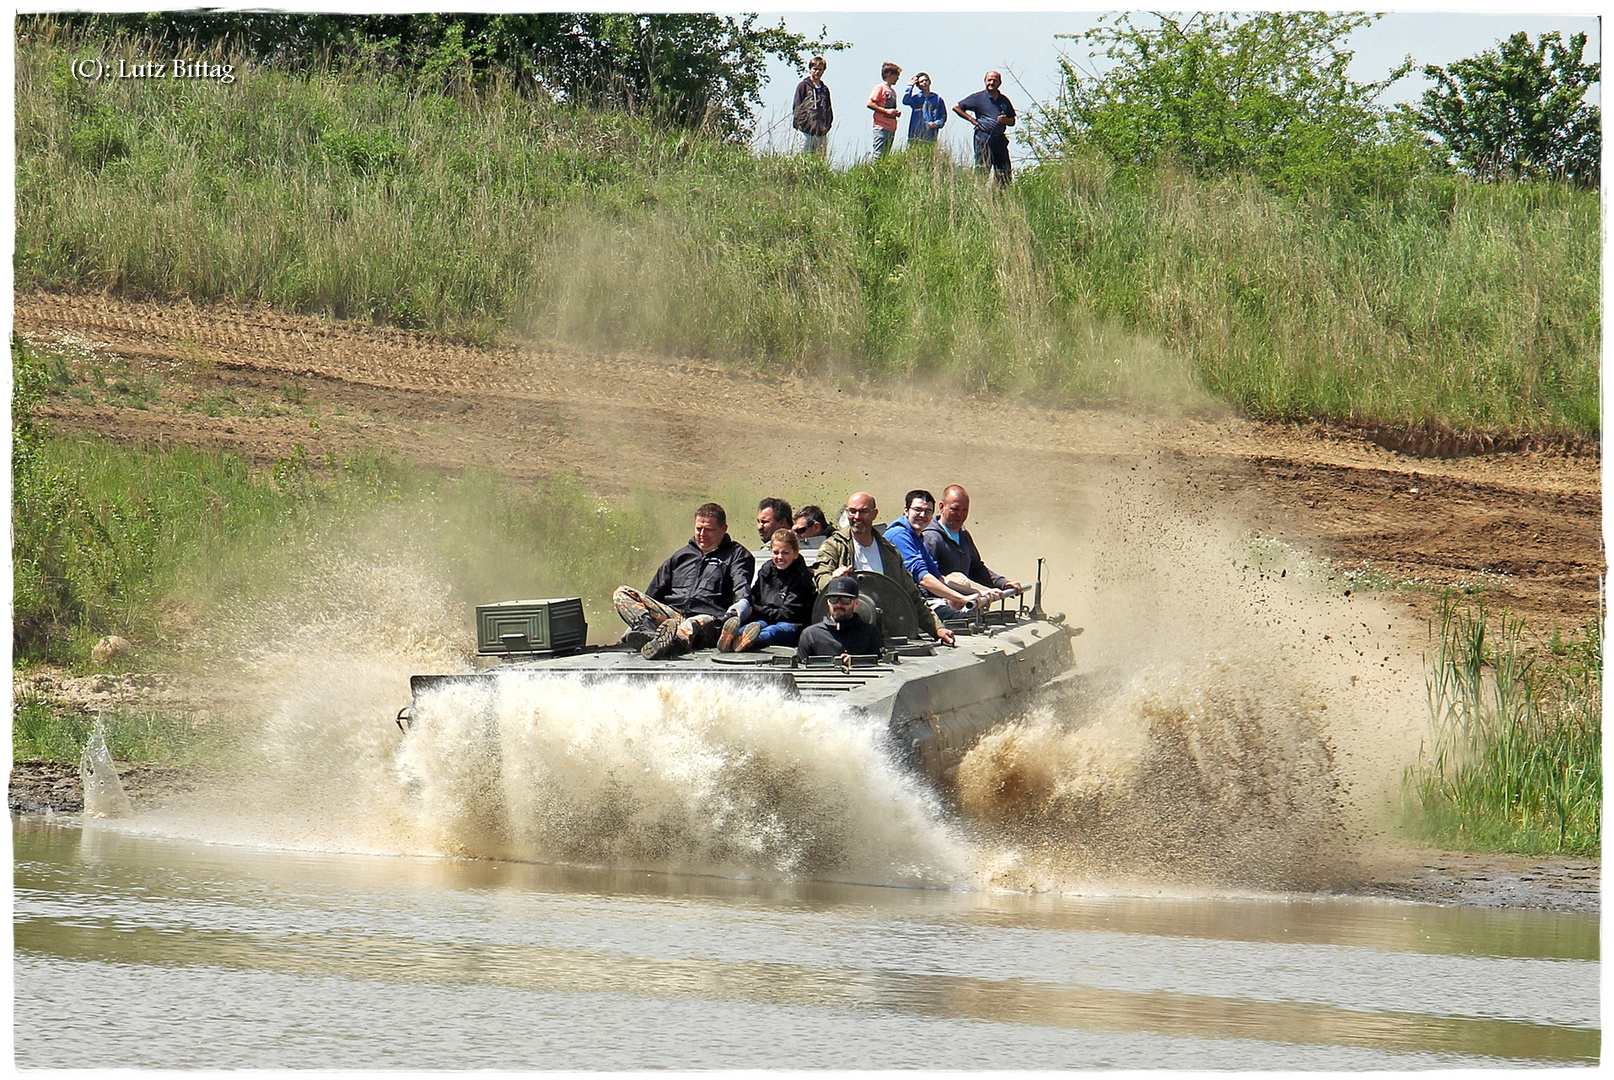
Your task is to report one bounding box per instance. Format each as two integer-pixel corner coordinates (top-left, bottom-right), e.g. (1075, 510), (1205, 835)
(1029, 12), (1418, 194)
(1416, 32), (1600, 185)
(35, 12), (837, 138)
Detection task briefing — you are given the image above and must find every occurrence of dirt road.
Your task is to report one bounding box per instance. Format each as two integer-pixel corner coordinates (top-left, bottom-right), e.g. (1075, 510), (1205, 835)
(15, 291), (1602, 627)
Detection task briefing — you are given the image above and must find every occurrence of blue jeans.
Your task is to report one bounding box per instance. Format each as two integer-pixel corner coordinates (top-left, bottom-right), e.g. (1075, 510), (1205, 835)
(800, 132), (827, 155)
(754, 622), (802, 648)
(872, 127), (894, 157)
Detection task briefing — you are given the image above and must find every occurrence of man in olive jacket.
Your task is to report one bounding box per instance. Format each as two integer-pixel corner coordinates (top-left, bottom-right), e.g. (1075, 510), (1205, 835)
(813, 491), (955, 646)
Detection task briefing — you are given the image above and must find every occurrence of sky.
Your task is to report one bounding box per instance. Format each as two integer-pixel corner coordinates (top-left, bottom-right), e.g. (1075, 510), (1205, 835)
(746, 8), (1602, 166)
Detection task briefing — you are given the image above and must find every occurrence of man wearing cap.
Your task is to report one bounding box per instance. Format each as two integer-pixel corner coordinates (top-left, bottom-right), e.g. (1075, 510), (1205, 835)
(796, 576), (884, 662)
(815, 491), (956, 645)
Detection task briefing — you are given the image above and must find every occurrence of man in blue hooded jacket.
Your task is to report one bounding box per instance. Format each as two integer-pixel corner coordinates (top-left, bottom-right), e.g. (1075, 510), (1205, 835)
(902, 72), (947, 144)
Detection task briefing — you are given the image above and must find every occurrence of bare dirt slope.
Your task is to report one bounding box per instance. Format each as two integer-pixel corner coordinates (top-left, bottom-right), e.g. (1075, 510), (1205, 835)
(15, 291), (1602, 627)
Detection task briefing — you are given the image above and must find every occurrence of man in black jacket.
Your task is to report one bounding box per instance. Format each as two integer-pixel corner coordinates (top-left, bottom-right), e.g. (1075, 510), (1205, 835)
(796, 576), (883, 663)
(921, 485), (1023, 604)
(613, 502), (754, 659)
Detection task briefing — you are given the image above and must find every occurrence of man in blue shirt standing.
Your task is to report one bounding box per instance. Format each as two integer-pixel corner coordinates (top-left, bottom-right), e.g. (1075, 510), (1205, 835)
(952, 71), (1016, 184)
(901, 72), (946, 145)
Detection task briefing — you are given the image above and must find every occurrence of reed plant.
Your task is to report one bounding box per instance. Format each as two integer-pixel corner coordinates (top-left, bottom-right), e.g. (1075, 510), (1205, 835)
(1411, 598), (1601, 855)
(14, 25), (1600, 434)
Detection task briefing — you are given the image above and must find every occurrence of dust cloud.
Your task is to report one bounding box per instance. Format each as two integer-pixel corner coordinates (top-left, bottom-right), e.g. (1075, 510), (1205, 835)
(128, 430), (1430, 898)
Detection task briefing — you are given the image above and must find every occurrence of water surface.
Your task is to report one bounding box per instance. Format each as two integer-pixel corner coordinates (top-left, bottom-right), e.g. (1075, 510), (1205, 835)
(13, 818), (1599, 1069)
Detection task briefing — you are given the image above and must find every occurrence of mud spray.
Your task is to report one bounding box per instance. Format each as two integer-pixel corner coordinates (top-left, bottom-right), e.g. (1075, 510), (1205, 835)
(130, 450), (1428, 897)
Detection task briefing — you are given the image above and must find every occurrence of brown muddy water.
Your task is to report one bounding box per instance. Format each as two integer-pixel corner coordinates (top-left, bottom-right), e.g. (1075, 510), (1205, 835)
(12, 680), (1601, 1071)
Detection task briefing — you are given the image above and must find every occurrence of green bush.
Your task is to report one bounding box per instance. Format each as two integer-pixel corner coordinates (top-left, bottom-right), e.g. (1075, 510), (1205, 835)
(11, 341), (673, 666)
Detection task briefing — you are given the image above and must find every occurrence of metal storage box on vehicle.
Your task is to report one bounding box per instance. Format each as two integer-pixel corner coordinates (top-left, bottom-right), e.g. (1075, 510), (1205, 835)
(475, 598), (587, 655)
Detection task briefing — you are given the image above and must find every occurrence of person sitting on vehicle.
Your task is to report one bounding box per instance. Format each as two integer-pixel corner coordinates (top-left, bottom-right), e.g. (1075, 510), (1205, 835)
(815, 491), (956, 645)
(793, 504), (830, 564)
(884, 488), (977, 620)
(921, 485), (1022, 605)
(613, 502), (754, 659)
(755, 497), (793, 551)
(795, 576), (883, 663)
(752, 496), (794, 580)
(721, 528), (817, 652)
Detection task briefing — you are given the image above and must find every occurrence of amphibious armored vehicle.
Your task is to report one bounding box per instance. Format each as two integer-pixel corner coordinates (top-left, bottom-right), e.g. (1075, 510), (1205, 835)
(399, 568), (1080, 790)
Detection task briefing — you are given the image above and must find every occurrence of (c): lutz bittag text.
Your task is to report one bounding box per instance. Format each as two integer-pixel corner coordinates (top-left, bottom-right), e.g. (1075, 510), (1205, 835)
(71, 57), (237, 83)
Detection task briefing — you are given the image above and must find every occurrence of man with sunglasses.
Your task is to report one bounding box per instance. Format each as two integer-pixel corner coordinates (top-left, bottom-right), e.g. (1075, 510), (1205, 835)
(815, 491), (956, 645)
(884, 489), (976, 620)
(792, 55), (833, 154)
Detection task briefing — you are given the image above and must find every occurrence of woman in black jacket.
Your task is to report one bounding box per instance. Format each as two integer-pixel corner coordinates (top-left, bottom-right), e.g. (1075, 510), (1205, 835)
(719, 529), (817, 651)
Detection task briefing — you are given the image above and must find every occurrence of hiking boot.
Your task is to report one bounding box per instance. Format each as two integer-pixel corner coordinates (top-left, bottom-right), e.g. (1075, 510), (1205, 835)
(735, 621), (764, 652)
(641, 618), (684, 660)
(619, 616), (656, 651)
(717, 616), (741, 652)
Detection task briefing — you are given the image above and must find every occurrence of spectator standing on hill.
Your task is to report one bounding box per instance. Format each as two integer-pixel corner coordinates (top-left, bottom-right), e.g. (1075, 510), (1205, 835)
(867, 61), (902, 157)
(902, 72), (947, 145)
(953, 71), (1016, 183)
(793, 56), (833, 154)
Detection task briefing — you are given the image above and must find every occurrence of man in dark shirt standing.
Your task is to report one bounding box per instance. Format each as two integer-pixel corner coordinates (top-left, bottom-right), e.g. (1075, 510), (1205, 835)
(796, 576), (883, 663)
(613, 502), (754, 659)
(952, 71), (1016, 184)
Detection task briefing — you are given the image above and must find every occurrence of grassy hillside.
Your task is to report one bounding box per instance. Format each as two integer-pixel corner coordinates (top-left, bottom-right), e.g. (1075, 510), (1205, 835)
(15, 26), (1601, 435)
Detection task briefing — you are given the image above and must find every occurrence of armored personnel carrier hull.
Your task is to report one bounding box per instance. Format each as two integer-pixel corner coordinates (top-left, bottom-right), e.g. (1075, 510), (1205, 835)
(402, 591), (1079, 790)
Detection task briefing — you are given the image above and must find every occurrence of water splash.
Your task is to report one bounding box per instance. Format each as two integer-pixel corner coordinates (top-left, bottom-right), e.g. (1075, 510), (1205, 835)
(958, 660), (1354, 892)
(80, 717), (134, 819)
(399, 674), (968, 885)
